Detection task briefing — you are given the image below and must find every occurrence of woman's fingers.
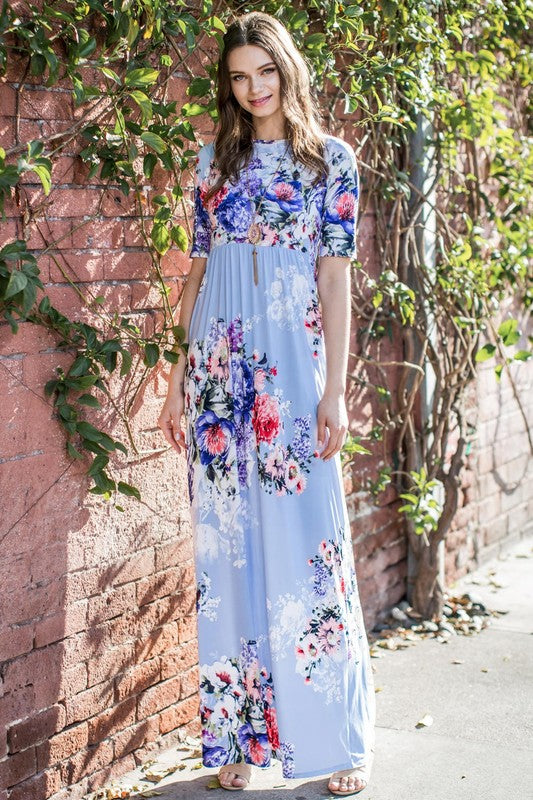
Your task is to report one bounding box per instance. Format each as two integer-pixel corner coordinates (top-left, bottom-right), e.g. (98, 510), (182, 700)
(158, 402), (186, 453)
(320, 422), (347, 460)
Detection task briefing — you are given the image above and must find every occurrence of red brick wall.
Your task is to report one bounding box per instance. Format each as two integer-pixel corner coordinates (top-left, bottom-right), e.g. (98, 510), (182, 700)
(1, 49), (532, 800)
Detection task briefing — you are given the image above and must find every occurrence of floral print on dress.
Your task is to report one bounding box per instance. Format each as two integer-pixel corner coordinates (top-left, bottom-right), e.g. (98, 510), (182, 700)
(185, 314), (320, 529)
(269, 528), (365, 704)
(200, 638), (296, 778)
(196, 570), (221, 622)
(304, 290), (323, 358)
(189, 136), (359, 263)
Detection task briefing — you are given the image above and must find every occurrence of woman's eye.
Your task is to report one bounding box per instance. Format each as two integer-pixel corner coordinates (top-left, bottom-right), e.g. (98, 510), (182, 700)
(232, 68), (276, 81)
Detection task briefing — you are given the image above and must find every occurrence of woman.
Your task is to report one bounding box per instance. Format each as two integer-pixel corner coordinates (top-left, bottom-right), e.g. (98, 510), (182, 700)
(158, 11), (376, 796)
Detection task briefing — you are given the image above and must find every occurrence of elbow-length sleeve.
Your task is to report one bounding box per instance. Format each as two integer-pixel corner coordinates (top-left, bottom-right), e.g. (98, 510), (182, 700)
(318, 138), (360, 260)
(189, 145), (212, 258)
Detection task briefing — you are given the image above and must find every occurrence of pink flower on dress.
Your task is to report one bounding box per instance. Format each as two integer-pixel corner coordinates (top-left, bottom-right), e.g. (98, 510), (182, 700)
(254, 367), (267, 391)
(336, 191), (356, 220)
(252, 393), (280, 444)
(207, 338), (229, 380)
(316, 618), (342, 655)
(264, 443), (286, 479)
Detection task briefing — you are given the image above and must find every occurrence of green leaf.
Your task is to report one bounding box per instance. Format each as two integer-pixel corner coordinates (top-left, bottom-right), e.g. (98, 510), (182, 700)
(4, 269), (28, 299)
(475, 344), (496, 362)
(67, 442), (84, 460)
(124, 68), (159, 88)
(498, 318), (520, 346)
(141, 132), (167, 154)
(77, 393), (101, 408)
(144, 342), (159, 367)
(170, 224), (188, 250)
(163, 350), (180, 364)
(513, 350), (531, 362)
(130, 90), (153, 124)
(151, 223), (170, 255)
(117, 480), (141, 500)
(120, 348), (133, 377)
(143, 153), (157, 178)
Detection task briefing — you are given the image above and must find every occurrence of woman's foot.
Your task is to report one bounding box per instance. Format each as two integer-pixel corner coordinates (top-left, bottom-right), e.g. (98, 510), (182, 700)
(217, 762), (252, 791)
(328, 765), (368, 796)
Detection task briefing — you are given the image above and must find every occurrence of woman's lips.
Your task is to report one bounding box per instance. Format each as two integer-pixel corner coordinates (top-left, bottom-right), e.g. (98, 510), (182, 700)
(250, 95), (272, 106)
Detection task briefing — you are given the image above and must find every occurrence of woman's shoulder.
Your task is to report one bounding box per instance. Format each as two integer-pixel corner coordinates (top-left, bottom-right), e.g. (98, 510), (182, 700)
(195, 140), (215, 168)
(322, 133), (357, 163)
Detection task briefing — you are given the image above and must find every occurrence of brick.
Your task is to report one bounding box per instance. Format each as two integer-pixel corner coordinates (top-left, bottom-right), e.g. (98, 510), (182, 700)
(46, 188), (102, 218)
(112, 549), (155, 587)
(134, 623), (179, 662)
(155, 536), (193, 571)
(0, 84), (16, 116)
(8, 705), (66, 754)
(87, 584), (136, 626)
(103, 250), (154, 280)
(0, 116), (14, 149)
(159, 640), (198, 681)
(115, 658), (161, 703)
(7, 766), (61, 800)
(59, 740), (114, 786)
(111, 717), (159, 760)
(18, 88), (73, 120)
(159, 694), (199, 735)
(25, 219), (74, 250)
(0, 624), (34, 663)
(100, 188), (138, 218)
(0, 746), (36, 789)
(87, 643), (135, 688)
(48, 252), (105, 283)
(122, 220), (144, 247)
(87, 697), (136, 746)
(64, 681), (114, 726)
(178, 614), (197, 644)
(136, 675), (181, 719)
(136, 567), (183, 606)
(180, 666), (200, 699)
(71, 219), (124, 249)
(85, 752), (136, 793)
(36, 722), (88, 771)
(34, 601), (88, 649)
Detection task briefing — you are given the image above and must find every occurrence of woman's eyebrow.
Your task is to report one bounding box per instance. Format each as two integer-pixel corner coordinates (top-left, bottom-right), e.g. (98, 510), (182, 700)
(228, 62), (276, 75)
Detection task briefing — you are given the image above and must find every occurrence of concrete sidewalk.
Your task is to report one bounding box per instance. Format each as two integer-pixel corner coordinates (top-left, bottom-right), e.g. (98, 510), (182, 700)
(90, 535), (533, 800)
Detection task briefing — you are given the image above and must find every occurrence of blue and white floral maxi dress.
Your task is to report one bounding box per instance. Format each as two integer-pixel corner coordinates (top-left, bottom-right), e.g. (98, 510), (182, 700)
(184, 135), (376, 779)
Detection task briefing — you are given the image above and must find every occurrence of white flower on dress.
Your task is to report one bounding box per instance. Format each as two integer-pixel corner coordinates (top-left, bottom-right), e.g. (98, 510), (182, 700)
(266, 263), (314, 331)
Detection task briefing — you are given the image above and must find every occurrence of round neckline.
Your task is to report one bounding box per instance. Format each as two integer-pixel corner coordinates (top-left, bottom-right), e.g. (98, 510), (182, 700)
(252, 138), (288, 143)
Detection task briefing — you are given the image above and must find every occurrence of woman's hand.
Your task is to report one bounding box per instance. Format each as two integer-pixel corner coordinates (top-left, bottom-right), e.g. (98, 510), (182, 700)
(158, 385), (186, 454)
(317, 389), (348, 461)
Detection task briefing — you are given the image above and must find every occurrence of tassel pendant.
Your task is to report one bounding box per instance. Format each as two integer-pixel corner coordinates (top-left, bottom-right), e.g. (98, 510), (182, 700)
(253, 246), (258, 285)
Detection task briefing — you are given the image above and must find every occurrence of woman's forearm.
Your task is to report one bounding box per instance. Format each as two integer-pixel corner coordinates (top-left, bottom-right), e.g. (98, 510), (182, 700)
(167, 258), (206, 395)
(317, 259), (352, 395)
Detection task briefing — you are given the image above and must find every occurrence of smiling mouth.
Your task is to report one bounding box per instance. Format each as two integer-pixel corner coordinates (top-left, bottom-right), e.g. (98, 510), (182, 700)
(250, 95), (272, 105)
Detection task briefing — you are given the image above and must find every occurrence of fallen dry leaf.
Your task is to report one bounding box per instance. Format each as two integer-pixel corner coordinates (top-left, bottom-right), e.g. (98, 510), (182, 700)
(416, 713), (433, 728)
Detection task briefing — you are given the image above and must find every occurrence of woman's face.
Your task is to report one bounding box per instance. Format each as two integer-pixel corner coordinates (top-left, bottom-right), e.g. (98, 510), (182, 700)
(227, 45), (284, 130)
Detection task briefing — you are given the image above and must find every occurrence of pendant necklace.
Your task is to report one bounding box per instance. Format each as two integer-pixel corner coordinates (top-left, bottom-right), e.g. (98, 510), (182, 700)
(245, 140), (290, 285)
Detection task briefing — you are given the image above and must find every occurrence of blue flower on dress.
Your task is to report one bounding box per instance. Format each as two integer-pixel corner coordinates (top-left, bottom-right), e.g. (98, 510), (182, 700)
(203, 745), (229, 767)
(237, 722), (270, 766)
(217, 192), (253, 237)
(196, 409), (234, 465)
(231, 358), (255, 423)
(227, 317), (244, 352)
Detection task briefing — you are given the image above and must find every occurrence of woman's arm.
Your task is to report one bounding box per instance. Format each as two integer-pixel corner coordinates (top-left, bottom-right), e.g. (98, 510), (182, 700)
(157, 256), (207, 452)
(316, 255), (352, 460)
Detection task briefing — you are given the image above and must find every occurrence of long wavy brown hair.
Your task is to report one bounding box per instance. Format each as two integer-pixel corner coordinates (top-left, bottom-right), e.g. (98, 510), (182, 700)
(203, 11), (330, 204)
